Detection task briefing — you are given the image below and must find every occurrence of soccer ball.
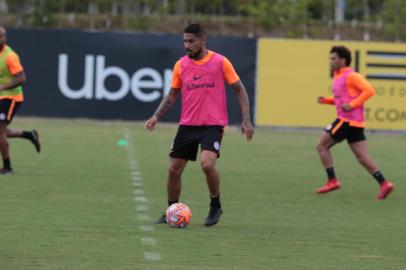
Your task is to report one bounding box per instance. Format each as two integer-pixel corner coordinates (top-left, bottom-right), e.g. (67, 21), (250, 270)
(165, 202), (192, 228)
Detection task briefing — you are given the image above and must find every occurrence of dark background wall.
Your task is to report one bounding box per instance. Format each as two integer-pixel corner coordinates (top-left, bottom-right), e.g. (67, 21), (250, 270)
(7, 28), (256, 124)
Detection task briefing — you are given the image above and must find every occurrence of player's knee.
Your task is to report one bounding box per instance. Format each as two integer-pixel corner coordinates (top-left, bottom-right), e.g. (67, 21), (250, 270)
(200, 161), (215, 174)
(168, 165), (183, 178)
(316, 143), (325, 153)
(0, 137), (8, 148)
(0, 132), (8, 143)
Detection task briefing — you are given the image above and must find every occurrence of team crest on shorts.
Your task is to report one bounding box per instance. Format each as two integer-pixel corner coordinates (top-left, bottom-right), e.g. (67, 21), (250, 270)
(0, 113), (5, 120)
(213, 141), (220, 151)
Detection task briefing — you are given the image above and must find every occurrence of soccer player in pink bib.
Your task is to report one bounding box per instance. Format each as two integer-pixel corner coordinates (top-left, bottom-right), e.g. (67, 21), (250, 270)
(145, 24), (254, 226)
(316, 46), (394, 199)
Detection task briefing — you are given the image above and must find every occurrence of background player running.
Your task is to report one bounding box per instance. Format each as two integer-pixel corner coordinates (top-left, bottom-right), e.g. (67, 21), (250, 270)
(316, 45), (394, 199)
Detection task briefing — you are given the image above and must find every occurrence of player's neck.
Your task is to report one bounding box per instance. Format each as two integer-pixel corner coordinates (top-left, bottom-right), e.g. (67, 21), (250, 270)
(194, 49), (208, 61)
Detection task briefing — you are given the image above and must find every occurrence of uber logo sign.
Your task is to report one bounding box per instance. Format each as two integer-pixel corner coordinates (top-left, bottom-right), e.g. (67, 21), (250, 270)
(58, 54), (173, 102)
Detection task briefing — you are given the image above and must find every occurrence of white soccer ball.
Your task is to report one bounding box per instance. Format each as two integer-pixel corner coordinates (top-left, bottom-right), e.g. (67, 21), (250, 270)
(165, 203), (192, 228)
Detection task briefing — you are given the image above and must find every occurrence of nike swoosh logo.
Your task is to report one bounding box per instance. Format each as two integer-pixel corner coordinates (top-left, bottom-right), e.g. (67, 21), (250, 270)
(193, 75), (204, 80)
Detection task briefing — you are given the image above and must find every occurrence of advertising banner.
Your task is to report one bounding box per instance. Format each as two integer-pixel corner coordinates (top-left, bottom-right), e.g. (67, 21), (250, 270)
(257, 39), (406, 130)
(7, 29), (256, 124)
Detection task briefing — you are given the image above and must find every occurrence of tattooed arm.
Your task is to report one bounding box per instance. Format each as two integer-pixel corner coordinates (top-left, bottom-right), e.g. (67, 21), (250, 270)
(144, 88), (180, 131)
(230, 80), (254, 141)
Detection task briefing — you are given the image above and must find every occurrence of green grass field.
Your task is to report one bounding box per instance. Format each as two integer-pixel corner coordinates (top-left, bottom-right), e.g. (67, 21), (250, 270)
(1, 118), (405, 270)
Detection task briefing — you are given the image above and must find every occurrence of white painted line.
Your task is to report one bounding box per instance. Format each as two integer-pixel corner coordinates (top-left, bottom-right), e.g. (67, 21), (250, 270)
(125, 128), (160, 262)
(144, 252), (161, 261)
(132, 182), (143, 187)
(139, 225), (154, 232)
(133, 189), (144, 196)
(137, 214), (151, 221)
(134, 196), (147, 202)
(132, 176), (142, 181)
(136, 204), (148, 212)
(141, 237), (157, 246)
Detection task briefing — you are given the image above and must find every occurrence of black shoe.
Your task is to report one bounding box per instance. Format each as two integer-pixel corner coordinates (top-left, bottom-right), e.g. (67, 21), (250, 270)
(204, 207), (223, 227)
(30, 130), (41, 153)
(155, 213), (166, 224)
(0, 167), (14, 175)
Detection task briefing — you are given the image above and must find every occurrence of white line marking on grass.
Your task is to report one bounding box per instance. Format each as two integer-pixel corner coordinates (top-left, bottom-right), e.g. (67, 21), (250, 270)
(134, 196), (147, 202)
(133, 189), (144, 196)
(139, 225), (154, 232)
(141, 237), (157, 246)
(136, 205), (148, 212)
(138, 214), (151, 221)
(132, 182), (143, 187)
(143, 252), (161, 261)
(124, 129), (160, 261)
(132, 176), (142, 181)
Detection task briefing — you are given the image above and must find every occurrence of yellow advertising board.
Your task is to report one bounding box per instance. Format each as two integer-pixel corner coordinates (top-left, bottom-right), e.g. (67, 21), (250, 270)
(256, 39), (406, 130)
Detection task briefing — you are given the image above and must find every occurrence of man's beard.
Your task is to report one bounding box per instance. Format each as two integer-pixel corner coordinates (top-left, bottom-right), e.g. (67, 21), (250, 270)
(187, 48), (202, 59)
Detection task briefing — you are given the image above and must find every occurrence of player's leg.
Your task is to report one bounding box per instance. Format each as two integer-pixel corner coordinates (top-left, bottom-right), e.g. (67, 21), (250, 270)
(155, 157), (189, 224)
(7, 128), (41, 153)
(200, 150), (220, 198)
(0, 122), (12, 174)
(0, 99), (14, 174)
(200, 126), (223, 226)
(156, 126), (197, 224)
(200, 150), (223, 226)
(167, 157), (188, 204)
(349, 140), (394, 199)
(316, 131), (337, 169)
(5, 100), (40, 152)
(315, 120), (344, 193)
(348, 140), (378, 174)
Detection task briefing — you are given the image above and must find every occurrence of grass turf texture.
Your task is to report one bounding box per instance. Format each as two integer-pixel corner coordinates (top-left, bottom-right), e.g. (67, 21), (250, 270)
(1, 118), (405, 270)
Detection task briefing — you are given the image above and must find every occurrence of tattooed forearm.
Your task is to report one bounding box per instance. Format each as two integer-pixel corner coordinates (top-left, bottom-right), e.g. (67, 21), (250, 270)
(231, 81), (251, 122)
(152, 88), (180, 119)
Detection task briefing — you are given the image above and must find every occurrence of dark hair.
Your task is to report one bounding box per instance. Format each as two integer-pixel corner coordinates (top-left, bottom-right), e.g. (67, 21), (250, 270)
(330, 46), (352, 66)
(184, 23), (206, 38)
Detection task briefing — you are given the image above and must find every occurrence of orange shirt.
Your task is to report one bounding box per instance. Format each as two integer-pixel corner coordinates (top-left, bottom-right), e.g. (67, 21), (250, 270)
(0, 46), (24, 75)
(171, 50), (239, 89)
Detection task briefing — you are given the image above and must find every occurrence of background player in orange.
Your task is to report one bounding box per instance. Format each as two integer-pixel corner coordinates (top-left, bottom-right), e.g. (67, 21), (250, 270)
(0, 27), (40, 175)
(145, 23), (254, 226)
(316, 45), (394, 199)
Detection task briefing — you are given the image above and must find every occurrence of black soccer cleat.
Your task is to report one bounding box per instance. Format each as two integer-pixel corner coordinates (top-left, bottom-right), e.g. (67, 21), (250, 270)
(155, 213), (167, 224)
(204, 207), (223, 227)
(0, 167), (14, 175)
(30, 130), (41, 153)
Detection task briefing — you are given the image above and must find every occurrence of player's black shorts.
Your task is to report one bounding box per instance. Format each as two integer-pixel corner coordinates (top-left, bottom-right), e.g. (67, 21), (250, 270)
(169, 125), (224, 161)
(325, 118), (366, 144)
(0, 99), (22, 124)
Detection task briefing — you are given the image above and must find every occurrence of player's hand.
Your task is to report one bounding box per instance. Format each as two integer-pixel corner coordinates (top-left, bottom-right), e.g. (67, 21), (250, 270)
(144, 116), (158, 131)
(241, 121), (254, 141)
(341, 103), (352, 112)
(317, 96), (325, 104)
